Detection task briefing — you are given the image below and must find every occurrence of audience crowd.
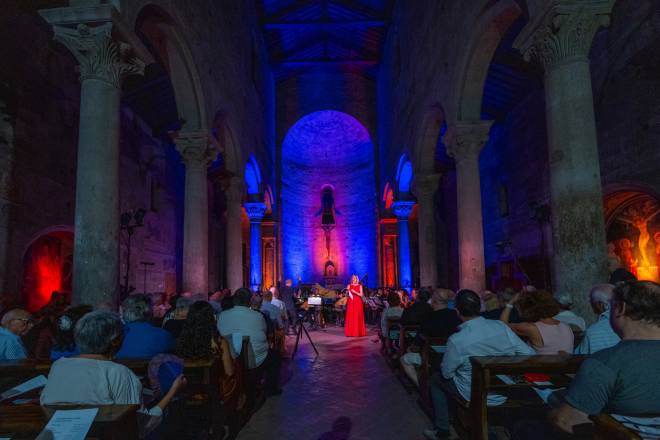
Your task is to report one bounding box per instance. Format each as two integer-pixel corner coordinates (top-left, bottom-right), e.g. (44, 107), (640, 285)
(1, 268), (659, 440)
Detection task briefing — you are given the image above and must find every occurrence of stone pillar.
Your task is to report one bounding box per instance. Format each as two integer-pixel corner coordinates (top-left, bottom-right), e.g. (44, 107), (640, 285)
(515, 2), (612, 318)
(244, 202), (267, 291)
(225, 178), (244, 291)
(0, 101), (14, 294)
(413, 173), (441, 288)
(175, 131), (216, 294)
(392, 201), (415, 293)
(39, 12), (145, 307)
(447, 121), (493, 293)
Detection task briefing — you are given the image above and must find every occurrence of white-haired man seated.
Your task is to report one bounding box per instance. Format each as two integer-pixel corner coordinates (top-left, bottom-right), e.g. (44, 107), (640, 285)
(554, 292), (586, 332)
(574, 284), (620, 354)
(0, 309), (33, 360)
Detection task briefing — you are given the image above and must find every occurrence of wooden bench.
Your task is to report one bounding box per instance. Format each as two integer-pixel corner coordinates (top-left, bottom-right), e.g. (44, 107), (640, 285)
(417, 336), (449, 417)
(454, 354), (587, 440)
(0, 404), (139, 440)
(380, 316), (401, 360)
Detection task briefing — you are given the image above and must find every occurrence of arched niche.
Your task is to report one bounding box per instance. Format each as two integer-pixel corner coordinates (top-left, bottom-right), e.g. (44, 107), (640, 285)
(245, 155), (262, 196)
(396, 154), (413, 195)
(281, 110), (377, 286)
(20, 228), (74, 313)
(604, 189), (660, 282)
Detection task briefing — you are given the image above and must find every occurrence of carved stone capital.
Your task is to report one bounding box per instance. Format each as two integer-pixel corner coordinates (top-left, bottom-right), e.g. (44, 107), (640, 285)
(392, 201), (415, 221)
(514, 0), (612, 71)
(244, 202), (267, 222)
(39, 4), (151, 88)
(413, 173), (441, 200)
(445, 121), (493, 163)
(175, 130), (217, 169)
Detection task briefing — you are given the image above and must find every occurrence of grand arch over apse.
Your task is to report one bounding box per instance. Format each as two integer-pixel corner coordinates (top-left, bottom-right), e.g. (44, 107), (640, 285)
(281, 110), (378, 287)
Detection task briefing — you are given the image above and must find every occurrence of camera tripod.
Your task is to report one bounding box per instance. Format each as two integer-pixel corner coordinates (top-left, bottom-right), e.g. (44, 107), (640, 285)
(291, 309), (320, 359)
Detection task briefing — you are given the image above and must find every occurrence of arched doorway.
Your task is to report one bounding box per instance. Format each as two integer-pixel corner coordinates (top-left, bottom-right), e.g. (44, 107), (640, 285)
(21, 229), (73, 312)
(604, 190), (660, 282)
(281, 110), (377, 286)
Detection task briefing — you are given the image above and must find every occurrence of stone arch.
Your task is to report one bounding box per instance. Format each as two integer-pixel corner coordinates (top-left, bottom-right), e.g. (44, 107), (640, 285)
(135, 4), (207, 131)
(245, 155), (262, 196)
(412, 103), (446, 175)
(395, 153), (414, 198)
(447, 0), (523, 122)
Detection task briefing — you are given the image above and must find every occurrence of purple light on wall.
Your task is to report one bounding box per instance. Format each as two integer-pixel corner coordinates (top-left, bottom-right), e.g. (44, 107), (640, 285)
(281, 110), (378, 286)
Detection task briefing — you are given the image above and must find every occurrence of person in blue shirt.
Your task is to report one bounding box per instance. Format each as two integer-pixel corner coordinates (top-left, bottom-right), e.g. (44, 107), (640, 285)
(116, 294), (174, 359)
(0, 308), (33, 360)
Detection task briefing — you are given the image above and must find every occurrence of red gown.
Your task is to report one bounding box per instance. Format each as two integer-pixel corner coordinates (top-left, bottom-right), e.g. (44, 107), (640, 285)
(344, 284), (367, 337)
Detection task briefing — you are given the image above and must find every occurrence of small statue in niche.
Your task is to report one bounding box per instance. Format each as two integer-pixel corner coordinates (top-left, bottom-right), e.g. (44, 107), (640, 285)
(618, 200), (660, 267)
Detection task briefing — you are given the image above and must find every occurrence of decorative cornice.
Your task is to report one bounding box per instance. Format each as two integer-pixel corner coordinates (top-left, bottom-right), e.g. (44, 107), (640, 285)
(514, 0), (613, 71)
(392, 201), (415, 220)
(244, 202), (267, 222)
(175, 130), (217, 169)
(445, 120), (493, 163)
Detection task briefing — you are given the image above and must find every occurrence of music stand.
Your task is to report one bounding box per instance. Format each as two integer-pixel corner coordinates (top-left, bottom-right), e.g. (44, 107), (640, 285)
(292, 307), (319, 359)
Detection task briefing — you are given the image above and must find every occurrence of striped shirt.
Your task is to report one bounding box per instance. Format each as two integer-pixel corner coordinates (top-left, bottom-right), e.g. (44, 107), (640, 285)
(0, 327), (27, 360)
(574, 310), (620, 355)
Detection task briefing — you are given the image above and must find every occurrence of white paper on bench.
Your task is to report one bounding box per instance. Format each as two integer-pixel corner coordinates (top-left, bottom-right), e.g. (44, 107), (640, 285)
(495, 374), (516, 385)
(430, 345), (446, 353)
(37, 408), (98, 440)
(0, 374), (48, 401)
(532, 387), (562, 404)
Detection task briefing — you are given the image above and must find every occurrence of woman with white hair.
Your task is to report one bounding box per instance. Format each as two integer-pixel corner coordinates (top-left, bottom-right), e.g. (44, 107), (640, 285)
(41, 310), (186, 434)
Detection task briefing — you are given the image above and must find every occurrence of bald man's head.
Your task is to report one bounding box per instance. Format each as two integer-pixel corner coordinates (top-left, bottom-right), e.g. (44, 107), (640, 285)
(1, 309), (33, 336)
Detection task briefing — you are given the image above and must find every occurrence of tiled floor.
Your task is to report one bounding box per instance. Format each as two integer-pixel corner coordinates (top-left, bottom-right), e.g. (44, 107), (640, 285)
(237, 324), (431, 440)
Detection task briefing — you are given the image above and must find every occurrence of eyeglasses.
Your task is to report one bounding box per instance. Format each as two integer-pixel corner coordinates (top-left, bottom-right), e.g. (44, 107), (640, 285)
(12, 318), (35, 326)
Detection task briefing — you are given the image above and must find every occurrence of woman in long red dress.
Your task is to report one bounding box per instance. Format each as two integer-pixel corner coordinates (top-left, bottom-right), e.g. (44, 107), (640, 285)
(345, 274), (367, 337)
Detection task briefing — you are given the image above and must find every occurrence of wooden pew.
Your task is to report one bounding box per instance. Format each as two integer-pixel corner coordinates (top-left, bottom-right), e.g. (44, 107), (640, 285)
(591, 414), (644, 440)
(397, 323), (421, 359)
(457, 354), (586, 440)
(380, 317), (401, 361)
(417, 336), (448, 417)
(0, 404), (139, 440)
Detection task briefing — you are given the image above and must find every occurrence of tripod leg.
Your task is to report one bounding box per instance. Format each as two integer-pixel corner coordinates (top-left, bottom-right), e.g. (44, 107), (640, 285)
(292, 321), (303, 359)
(302, 322), (319, 356)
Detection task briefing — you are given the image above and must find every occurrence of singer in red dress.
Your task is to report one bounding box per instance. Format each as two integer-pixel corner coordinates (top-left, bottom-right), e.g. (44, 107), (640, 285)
(345, 274), (367, 337)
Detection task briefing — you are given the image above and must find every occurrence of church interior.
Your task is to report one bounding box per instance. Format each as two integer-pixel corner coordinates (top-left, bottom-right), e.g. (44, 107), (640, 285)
(2, 0), (660, 439)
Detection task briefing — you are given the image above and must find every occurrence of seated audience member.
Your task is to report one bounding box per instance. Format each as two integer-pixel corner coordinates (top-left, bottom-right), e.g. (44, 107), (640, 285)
(401, 288), (433, 325)
(501, 290), (574, 354)
(176, 301), (236, 381)
(574, 284), (620, 354)
(547, 281), (660, 439)
(482, 291), (499, 313)
(0, 308), (32, 359)
(261, 290), (284, 329)
(116, 294), (175, 359)
(608, 257), (637, 285)
(482, 288), (522, 322)
(163, 297), (192, 339)
(381, 291), (404, 337)
(51, 305), (93, 360)
(400, 289), (461, 386)
(41, 311), (185, 434)
(400, 290), (411, 308)
(424, 290), (535, 440)
(218, 288), (280, 394)
(554, 292), (586, 332)
(208, 291), (224, 314)
(220, 294), (235, 311)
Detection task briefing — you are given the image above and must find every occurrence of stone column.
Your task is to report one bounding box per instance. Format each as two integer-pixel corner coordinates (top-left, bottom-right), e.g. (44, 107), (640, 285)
(515, 2), (612, 318)
(447, 121), (493, 293)
(392, 201), (415, 293)
(39, 12), (145, 307)
(175, 131), (216, 294)
(225, 178), (244, 291)
(0, 101), (14, 294)
(413, 173), (441, 288)
(244, 202), (267, 291)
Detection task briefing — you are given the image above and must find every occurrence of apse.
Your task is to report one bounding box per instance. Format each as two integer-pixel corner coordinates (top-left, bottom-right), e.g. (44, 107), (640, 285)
(282, 110), (377, 287)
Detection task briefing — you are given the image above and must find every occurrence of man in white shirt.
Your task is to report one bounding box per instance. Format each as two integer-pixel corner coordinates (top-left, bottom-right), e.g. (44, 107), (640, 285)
(261, 290), (284, 329)
(574, 284), (620, 354)
(0, 309), (32, 360)
(218, 288), (281, 394)
(424, 290), (535, 440)
(554, 292), (586, 331)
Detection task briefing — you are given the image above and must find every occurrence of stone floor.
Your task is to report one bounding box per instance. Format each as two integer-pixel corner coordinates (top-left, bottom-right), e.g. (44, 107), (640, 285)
(237, 324), (431, 440)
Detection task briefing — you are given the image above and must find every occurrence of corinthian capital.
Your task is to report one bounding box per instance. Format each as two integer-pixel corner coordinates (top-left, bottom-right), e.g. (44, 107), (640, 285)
(175, 130), (217, 169)
(244, 202), (267, 222)
(445, 120), (493, 163)
(514, 0), (613, 71)
(39, 5), (150, 87)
